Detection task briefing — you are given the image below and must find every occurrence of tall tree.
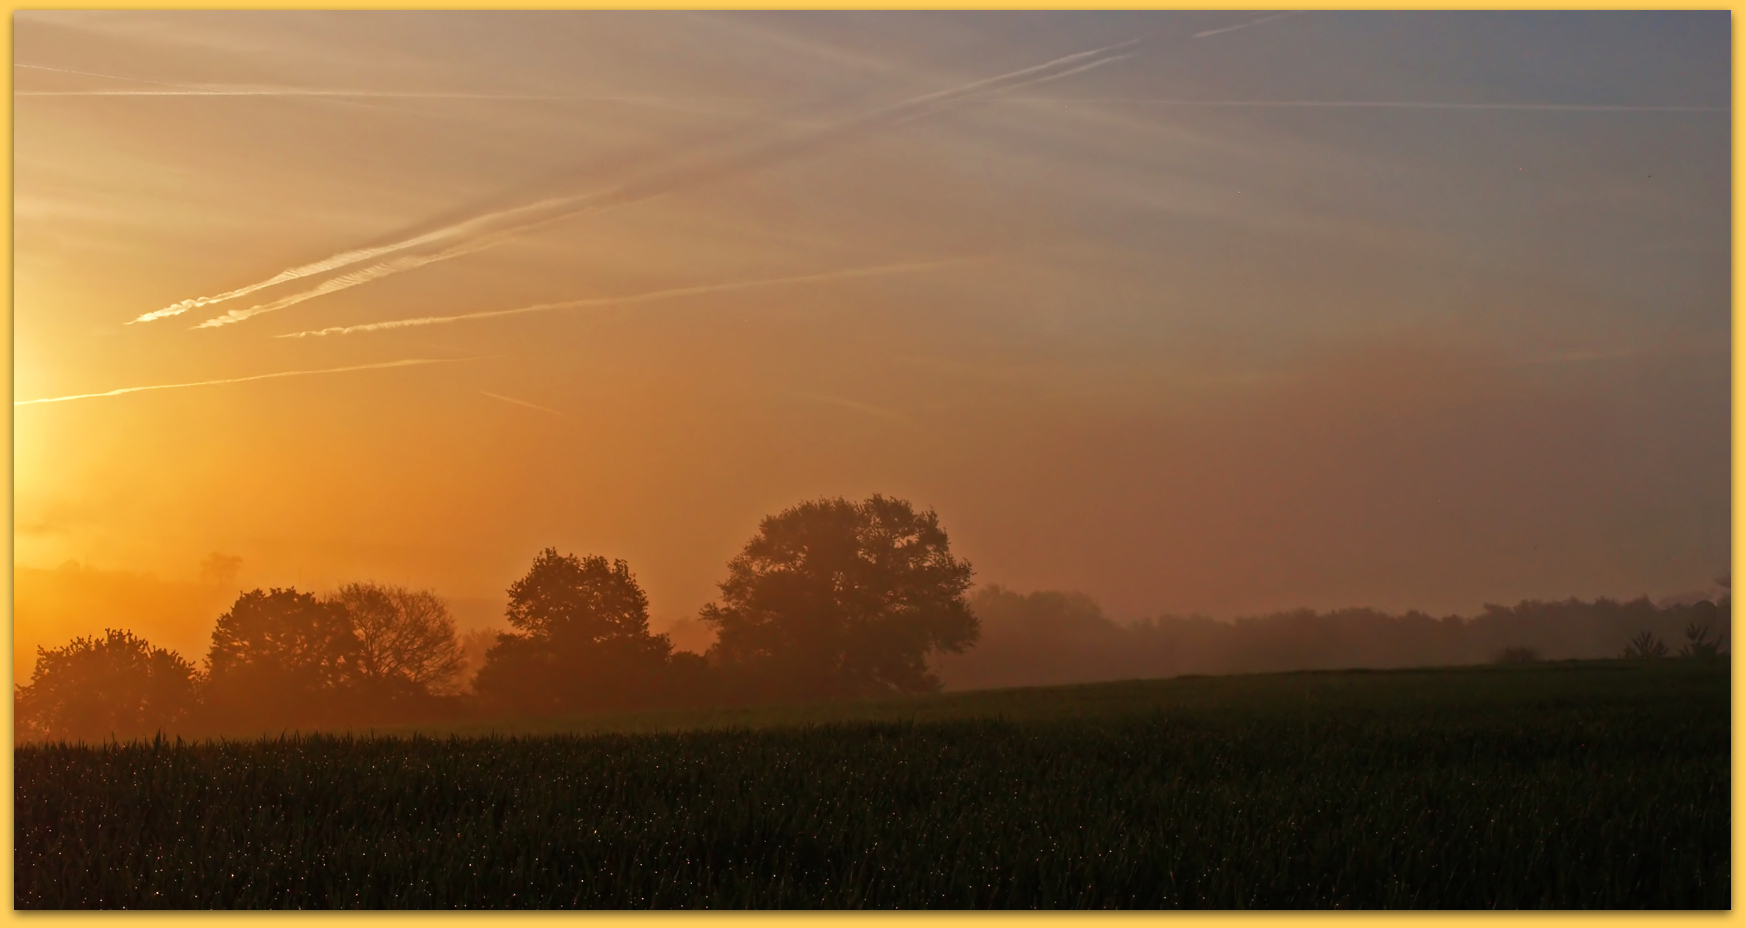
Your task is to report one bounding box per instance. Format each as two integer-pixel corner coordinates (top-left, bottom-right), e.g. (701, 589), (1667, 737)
(329, 583), (465, 696)
(702, 494), (978, 699)
(203, 588), (357, 729)
(474, 549), (674, 713)
(15, 629), (199, 743)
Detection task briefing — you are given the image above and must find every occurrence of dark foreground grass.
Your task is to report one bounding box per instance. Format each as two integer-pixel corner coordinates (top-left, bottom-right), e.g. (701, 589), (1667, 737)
(15, 660), (1730, 908)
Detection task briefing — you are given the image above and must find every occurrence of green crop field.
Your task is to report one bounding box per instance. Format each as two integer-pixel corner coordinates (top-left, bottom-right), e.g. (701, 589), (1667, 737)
(14, 659), (1730, 909)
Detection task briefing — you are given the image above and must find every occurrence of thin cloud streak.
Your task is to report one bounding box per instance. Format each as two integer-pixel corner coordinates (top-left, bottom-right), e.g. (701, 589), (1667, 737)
(194, 200), (638, 329)
(14, 358), (468, 406)
(1025, 54), (1135, 86)
(274, 259), (980, 339)
(139, 195), (593, 324)
(19, 89), (777, 100)
(158, 38), (1138, 329)
(1193, 11), (1301, 39)
(888, 40), (1139, 125)
(16, 61), (207, 90)
(193, 235), (503, 329)
(16, 60), (794, 102)
(480, 391), (565, 416)
(880, 38), (1140, 115)
(1003, 98), (1726, 112)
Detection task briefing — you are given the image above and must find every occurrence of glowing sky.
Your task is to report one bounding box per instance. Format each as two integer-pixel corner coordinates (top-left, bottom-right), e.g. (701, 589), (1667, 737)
(13, 11), (1731, 650)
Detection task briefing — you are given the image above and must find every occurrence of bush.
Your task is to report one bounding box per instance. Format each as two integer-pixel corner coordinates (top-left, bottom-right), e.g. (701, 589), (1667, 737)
(1622, 631), (1669, 660)
(15, 629), (199, 743)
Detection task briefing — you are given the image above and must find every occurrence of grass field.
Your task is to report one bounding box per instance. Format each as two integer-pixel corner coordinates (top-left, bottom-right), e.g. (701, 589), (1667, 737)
(14, 659), (1730, 909)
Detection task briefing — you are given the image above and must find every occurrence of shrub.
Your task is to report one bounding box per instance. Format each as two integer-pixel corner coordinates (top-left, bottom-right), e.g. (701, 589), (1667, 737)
(15, 629), (199, 743)
(1622, 631), (1669, 660)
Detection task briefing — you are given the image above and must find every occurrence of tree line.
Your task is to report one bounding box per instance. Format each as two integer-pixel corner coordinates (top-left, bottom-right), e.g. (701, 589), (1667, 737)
(933, 585), (1731, 691)
(16, 495), (978, 742)
(15, 492), (1731, 743)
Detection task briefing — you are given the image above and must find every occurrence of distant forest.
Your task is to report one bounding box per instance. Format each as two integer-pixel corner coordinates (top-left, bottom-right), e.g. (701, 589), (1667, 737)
(937, 586), (1730, 691)
(14, 495), (1730, 743)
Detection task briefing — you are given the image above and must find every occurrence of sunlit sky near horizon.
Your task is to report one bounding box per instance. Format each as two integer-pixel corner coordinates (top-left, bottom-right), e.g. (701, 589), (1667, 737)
(13, 11), (1731, 646)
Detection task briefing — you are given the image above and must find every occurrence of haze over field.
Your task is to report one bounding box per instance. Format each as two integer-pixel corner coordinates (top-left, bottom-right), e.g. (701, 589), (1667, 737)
(13, 12), (1730, 668)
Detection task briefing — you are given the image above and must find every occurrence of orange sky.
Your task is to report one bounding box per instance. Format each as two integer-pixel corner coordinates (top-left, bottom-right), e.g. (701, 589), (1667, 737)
(13, 12), (1732, 670)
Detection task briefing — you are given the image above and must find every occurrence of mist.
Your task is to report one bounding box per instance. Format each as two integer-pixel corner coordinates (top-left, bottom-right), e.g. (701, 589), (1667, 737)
(934, 585), (1733, 692)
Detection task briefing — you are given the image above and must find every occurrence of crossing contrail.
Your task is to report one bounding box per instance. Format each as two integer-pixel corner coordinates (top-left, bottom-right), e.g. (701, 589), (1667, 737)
(14, 358), (469, 406)
(149, 38), (1138, 330)
(273, 259), (979, 338)
(1193, 11), (1301, 39)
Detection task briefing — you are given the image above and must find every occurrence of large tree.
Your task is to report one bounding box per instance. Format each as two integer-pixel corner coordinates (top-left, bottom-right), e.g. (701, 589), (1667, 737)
(202, 588), (358, 729)
(473, 549), (674, 713)
(207, 588), (357, 686)
(701, 494), (977, 699)
(15, 629), (200, 743)
(329, 583), (465, 696)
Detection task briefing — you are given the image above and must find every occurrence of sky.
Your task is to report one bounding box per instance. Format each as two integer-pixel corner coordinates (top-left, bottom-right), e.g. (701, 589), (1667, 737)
(12, 11), (1732, 662)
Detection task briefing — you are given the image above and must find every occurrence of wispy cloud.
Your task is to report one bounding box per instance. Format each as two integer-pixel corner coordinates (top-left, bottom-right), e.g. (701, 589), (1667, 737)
(1000, 98), (1725, 113)
(156, 38), (1136, 330)
(137, 195), (597, 324)
(1023, 54), (1135, 87)
(1193, 11), (1301, 40)
(22, 88), (768, 101)
(190, 229), (527, 329)
(14, 358), (469, 406)
(885, 38), (1139, 115)
(273, 258), (981, 339)
(480, 391), (564, 416)
(16, 60), (788, 103)
(887, 39), (1140, 126)
(17, 61), (205, 90)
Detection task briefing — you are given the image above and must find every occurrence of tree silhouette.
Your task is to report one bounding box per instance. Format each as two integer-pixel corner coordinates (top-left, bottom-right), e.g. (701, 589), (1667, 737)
(473, 549), (674, 713)
(203, 588), (357, 729)
(207, 588), (357, 685)
(702, 494), (977, 700)
(1623, 630), (1669, 659)
(15, 629), (198, 743)
(1680, 619), (1722, 659)
(330, 583), (464, 696)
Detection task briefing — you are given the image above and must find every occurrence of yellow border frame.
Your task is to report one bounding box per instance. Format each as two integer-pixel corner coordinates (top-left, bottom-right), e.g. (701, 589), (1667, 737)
(1, 5), (1736, 923)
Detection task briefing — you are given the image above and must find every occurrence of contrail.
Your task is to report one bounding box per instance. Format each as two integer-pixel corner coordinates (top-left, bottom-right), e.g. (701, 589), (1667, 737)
(192, 200), (627, 329)
(153, 39), (1139, 329)
(17, 63), (783, 102)
(480, 391), (564, 416)
(16, 61), (204, 90)
(874, 38), (1141, 116)
(274, 259), (979, 339)
(1193, 11), (1301, 39)
(1000, 99), (1727, 113)
(1024, 54), (1136, 87)
(137, 195), (594, 324)
(193, 240), (489, 329)
(882, 41), (1140, 125)
(14, 358), (467, 406)
(19, 89), (753, 100)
